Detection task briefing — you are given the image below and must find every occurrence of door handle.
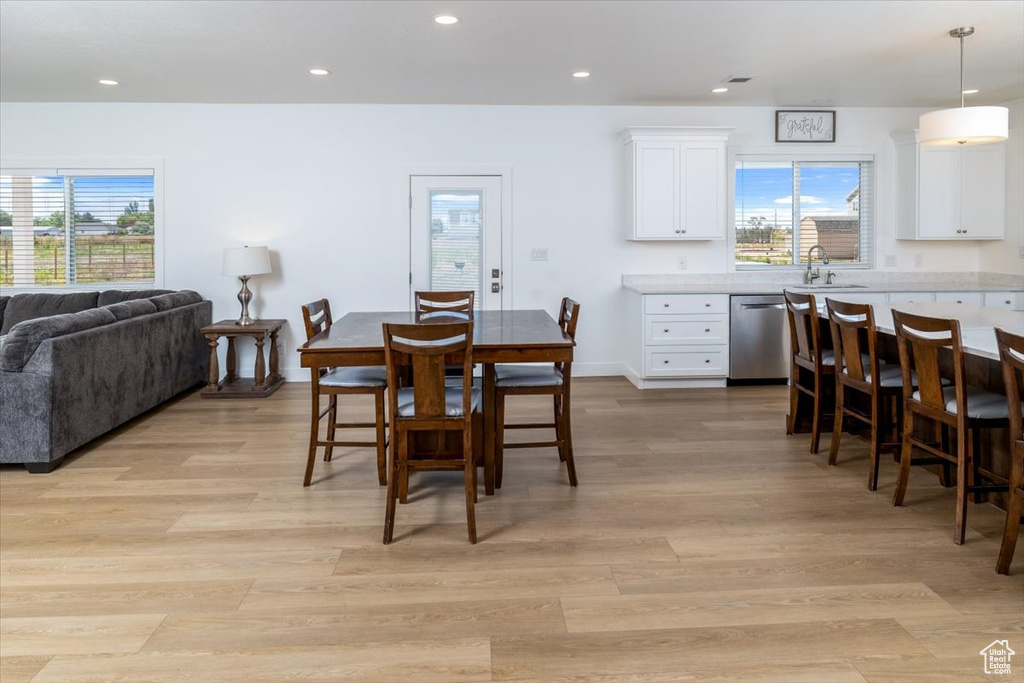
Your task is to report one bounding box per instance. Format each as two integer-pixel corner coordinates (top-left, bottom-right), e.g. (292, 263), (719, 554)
(739, 303), (785, 310)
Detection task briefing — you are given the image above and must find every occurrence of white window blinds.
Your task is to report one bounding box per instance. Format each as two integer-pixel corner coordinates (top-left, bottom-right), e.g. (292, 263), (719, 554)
(0, 169), (155, 288)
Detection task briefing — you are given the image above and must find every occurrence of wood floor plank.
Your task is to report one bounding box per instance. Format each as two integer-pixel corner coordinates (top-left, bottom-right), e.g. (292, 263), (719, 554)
(0, 579), (252, 618)
(490, 619), (932, 680)
(561, 583), (960, 633)
(31, 640), (493, 682)
(241, 565), (618, 609)
(894, 613), (1024, 659)
(502, 663), (867, 683)
(141, 598), (565, 652)
(855, 655), (1002, 682)
(0, 656), (51, 683)
(0, 614), (166, 656)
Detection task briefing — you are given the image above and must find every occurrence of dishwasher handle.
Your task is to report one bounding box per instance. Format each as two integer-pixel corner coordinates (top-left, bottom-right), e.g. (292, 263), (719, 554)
(739, 302), (786, 310)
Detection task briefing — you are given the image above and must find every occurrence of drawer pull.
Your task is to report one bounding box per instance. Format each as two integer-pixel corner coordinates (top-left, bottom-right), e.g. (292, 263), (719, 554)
(664, 329), (670, 333)
(704, 359), (711, 363)
(704, 328), (710, 332)
(663, 360), (670, 364)
(704, 303), (711, 307)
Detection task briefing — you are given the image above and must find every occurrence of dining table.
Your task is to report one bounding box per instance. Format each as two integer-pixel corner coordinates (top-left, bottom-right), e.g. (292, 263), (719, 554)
(297, 308), (576, 495)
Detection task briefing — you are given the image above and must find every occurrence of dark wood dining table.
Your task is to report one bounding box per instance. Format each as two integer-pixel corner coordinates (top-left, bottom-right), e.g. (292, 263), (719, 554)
(297, 309), (576, 495)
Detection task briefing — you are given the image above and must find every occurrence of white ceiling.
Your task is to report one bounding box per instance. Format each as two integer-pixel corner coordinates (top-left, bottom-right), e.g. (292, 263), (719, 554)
(1, 0), (1022, 107)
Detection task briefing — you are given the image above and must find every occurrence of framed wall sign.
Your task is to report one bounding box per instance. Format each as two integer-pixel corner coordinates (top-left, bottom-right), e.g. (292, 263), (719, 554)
(775, 110), (836, 143)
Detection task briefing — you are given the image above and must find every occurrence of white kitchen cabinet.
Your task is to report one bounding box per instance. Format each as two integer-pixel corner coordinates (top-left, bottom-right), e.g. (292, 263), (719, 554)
(623, 127), (732, 240)
(934, 292), (984, 306)
(983, 291), (1024, 311)
(626, 292), (730, 387)
(887, 292), (936, 305)
(892, 130), (1005, 240)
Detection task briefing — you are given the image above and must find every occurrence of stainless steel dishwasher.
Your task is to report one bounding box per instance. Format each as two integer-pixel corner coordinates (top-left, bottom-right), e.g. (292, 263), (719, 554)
(729, 295), (788, 383)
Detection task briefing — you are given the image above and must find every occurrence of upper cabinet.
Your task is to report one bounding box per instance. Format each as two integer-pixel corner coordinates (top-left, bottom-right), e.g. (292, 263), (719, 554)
(623, 127), (733, 241)
(892, 130), (1005, 240)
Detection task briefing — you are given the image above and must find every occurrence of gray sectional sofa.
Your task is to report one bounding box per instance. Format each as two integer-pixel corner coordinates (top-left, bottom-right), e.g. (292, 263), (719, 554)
(0, 289), (212, 472)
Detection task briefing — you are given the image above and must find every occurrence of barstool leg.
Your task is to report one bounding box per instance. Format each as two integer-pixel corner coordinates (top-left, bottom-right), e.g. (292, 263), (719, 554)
(828, 383), (844, 466)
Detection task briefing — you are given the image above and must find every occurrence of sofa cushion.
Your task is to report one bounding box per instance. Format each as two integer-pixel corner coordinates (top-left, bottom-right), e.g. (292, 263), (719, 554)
(97, 289), (173, 307)
(149, 290), (203, 312)
(0, 308), (117, 372)
(104, 299), (159, 321)
(0, 292), (100, 335)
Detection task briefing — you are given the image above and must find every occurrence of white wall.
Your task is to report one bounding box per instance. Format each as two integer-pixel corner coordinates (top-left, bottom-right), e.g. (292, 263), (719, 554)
(0, 102), (1003, 377)
(981, 97), (1024, 276)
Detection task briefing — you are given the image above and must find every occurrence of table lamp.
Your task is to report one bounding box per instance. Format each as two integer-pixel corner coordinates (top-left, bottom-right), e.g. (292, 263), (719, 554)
(222, 246), (272, 326)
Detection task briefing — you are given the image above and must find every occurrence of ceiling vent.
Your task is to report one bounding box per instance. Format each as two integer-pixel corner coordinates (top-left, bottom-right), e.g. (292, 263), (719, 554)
(726, 76), (753, 83)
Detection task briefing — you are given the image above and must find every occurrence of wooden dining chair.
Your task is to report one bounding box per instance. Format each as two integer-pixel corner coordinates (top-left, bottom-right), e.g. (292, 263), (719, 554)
(301, 299), (387, 488)
(784, 290), (835, 454)
(891, 310), (1010, 544)
(494, 297), (580, 488)
(382, 320), (481, 544)
(826, 298), (907, 491)
(414, 290), (475, 318)
(995, 327), (1024, 574)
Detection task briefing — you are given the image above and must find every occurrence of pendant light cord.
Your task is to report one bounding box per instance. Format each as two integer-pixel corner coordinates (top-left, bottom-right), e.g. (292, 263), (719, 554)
(959, 31), (965, 108)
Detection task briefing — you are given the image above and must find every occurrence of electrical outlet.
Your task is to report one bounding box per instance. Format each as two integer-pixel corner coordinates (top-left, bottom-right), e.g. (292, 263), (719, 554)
(883, 255), (897, 268)
(529, 248), (548, 262)
(677, 256), (687, 270)
(913, 253), (923, 268)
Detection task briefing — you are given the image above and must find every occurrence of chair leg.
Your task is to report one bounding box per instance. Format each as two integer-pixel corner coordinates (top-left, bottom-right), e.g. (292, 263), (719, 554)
(303, 386), (321, 487)
(464, 432), (477, 544)
(996, 459), (1023, 574)
(809, 380), (822, 455)
(954, 426), (969, 545)
(828, 383), (844, 466)
(383, 430), (401, 544)
(867, 392), (882, 492)
(786, 364), (799, 435)
(937, 424), (953, 487)
(554, 394), (566, 462)
(374, 389), (387, 487)
(324, 395), (338, 462)
(893, 410), (914, 507)
(561, 391), (578, 487)
(495, 391), (506, 490)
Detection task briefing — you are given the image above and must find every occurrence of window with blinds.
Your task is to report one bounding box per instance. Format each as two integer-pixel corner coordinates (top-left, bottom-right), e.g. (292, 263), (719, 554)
(0, 169), (156, 287)
(734, 157), (874, 268)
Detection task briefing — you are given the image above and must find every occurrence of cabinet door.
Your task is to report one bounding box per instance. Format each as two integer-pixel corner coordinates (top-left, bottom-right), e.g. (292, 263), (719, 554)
(917, 147), (960, 238)
(634, 141), (680, 239)
(680, 144), (723, 238)
(887, 292), (935, 305)
(960, 145), (1005, 238)
(983, 292), (1023, 311)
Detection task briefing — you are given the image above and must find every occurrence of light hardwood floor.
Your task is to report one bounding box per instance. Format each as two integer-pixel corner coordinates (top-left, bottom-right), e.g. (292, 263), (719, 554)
(1, 378), (1021, 682)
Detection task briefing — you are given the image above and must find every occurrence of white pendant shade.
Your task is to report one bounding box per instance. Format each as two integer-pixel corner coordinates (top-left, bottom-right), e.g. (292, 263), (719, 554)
(222, 246), (272, 276)
(919, 105), (1009, 146)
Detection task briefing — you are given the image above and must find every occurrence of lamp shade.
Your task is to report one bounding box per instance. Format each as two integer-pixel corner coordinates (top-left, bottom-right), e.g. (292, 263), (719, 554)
(222, 246), (272, 277)
(919, 106), (1009, 146)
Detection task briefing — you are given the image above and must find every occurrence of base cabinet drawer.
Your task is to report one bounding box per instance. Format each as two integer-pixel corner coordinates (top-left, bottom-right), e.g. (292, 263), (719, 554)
(887, 292), (936, 305)
(645, 346), (728, 377)
(983, 291), (1024, 311)
(644, 294), (729, 315)
(645, 316), (728, 345)
(934, 292), (984, 306)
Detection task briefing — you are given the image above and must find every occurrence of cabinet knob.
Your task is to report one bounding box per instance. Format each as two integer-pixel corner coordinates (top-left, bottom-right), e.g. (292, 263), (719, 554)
(704, 359), (711, 363)
(704, 303), (711, 307)
(663, 360), (670, 364)
(956, 300), (962, 304)
(704, 328), (710, 332)
(674, 229), (681, 234)
(663, 329), (670, 333)
(680, 229), (687, 234)
(1006, 300), (1012, 305)
(663, 303), (670, 308)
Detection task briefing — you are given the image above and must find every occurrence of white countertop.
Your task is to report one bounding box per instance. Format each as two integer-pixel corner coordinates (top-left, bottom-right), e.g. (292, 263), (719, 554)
(624, 281), (1022, 295)
(622, 272), (1024, 296)
(853, 302), (1021, 361)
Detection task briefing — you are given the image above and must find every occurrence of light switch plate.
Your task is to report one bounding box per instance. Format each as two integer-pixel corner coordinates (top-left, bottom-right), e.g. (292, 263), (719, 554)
(529, 249), (548, 262)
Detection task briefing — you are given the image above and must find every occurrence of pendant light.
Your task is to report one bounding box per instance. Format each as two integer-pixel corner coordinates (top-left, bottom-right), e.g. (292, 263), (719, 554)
(919, 27), (1008, 146)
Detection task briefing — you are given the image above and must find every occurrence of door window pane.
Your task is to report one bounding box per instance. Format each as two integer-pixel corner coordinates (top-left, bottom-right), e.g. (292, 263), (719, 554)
(428, 190), (482, 304)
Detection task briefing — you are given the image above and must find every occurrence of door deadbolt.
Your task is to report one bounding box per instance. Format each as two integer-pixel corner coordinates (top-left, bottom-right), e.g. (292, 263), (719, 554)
(491, 268), (500, 279)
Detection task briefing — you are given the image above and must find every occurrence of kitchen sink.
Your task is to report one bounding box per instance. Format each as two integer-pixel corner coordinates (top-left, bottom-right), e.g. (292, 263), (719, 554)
(788, 283), (868, 289)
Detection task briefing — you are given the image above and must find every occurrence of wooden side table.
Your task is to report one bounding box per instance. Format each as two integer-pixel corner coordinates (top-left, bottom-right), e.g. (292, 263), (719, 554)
(200, 319), (287, 399)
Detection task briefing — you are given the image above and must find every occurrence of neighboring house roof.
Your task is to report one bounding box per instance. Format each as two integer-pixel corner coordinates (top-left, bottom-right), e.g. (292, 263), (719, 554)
(846, 185), (860, 204)
(800, 216), (859, 231)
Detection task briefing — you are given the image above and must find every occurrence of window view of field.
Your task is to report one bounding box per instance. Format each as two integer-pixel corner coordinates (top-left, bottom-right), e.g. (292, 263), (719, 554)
(0, 174), (155, 287)
(735, 161), (866, 267)
(429, 190), (482, 302)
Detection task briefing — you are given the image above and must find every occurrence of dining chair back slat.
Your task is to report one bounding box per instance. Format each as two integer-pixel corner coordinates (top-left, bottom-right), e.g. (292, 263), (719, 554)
(302, 299), (332, 341)
(414, 290), (475, 316)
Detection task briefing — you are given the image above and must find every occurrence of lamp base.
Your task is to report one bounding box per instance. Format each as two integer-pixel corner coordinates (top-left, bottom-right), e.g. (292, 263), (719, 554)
(235, 276), (256, 326)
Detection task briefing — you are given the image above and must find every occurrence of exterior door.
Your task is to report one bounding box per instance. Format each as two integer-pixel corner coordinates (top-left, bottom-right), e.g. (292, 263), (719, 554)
(410, 175), (504, 309)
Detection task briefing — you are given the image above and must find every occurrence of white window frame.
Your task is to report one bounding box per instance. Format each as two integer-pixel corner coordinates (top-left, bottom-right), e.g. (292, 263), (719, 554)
(0, 158), (164, 293)
(728, 146), (877, 272)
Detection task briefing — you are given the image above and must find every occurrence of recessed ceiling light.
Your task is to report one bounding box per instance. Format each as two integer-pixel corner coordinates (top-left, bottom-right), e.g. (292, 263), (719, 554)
(711, 87), (728, 93)
(309, 68), (330, 76)
(434, 15), (459, 25)
(962, 88), (979, 94)
(572, 71), (591, 79)
(98, 79), (119, 86)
